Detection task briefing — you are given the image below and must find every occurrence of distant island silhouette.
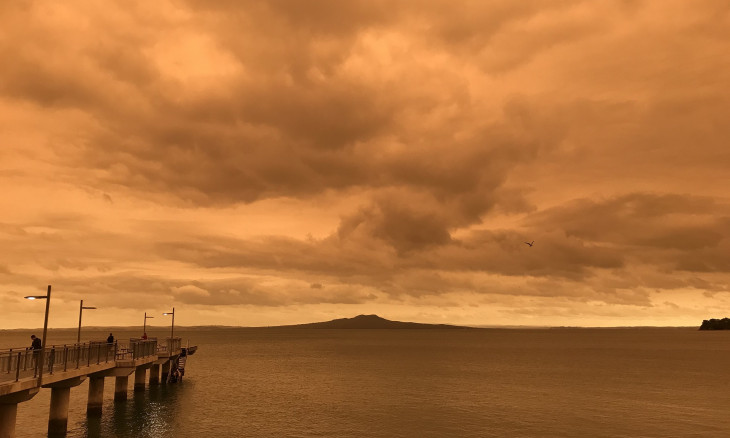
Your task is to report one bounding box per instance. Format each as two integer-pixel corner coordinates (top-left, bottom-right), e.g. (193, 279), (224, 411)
(699, 318), (730, 330)
(278, 314), (472, 329)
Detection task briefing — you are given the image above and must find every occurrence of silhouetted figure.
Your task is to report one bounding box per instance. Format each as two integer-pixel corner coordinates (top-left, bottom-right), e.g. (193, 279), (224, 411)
(29, 334), (42, 368)
(170, 368), (180, 383)
(141, 332), (148, 340)
(524, 241), (534, 247)
(107, 333), (114, 344)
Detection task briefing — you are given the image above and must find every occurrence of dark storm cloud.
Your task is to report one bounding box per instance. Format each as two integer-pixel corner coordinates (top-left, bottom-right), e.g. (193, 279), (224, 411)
(2, 1), (730, 325)
(526, 194), (730, 274)
(154, 224), (624, 291)
(526, 194), (722, 247)
(150, 190), (730, 304)
(0, 0), (569, 209)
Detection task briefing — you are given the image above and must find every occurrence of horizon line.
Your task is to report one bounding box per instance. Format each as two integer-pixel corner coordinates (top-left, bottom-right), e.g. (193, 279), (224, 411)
(0, 323), (701, 331)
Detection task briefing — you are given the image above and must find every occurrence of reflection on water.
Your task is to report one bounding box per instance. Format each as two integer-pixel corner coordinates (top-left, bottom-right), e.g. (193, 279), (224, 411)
(70, 383), (189, 438)
(83, 416), (101, 438)
(93, 383), (192, 438)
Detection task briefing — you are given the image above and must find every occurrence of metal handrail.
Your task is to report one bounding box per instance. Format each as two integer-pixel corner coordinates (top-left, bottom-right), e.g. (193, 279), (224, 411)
(1, 338), (172, 384)
(156, 337), (182, 355)
(0, 341), (118, 382)
(129, 338), (158, 359)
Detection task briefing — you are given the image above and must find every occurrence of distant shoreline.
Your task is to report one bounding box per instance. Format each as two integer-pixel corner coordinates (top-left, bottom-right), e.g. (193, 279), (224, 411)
(0, 324), (701, 331)
(0, 313), (704, 331)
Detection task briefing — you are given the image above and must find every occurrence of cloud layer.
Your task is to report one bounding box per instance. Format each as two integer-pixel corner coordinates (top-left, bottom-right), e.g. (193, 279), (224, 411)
(1, 1), (729, 328)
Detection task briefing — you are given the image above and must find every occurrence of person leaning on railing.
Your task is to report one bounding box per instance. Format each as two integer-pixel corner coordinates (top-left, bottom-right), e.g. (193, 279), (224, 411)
(28, 335), (42, 368)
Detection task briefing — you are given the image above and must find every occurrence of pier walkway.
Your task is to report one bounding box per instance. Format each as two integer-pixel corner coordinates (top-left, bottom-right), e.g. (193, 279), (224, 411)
(0, 337), (188, 438)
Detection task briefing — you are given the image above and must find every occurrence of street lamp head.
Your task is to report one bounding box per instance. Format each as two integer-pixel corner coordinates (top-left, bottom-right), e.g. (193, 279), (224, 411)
(24, 295), (48, 300)
(81, 306), (97, 310)
(163, 312), (172, 316)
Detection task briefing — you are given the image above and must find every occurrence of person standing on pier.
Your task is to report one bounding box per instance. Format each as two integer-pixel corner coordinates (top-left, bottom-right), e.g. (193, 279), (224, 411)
(30, 334), (41, 350)
(29, 334), (42, 368)
(107, 333), (114, 344)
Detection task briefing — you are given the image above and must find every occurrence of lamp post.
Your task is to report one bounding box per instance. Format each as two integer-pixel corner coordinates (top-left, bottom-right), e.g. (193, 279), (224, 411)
(24, 285), (51, 386)
(143, 312), (154, 335)
(163, 308), (175, 340)
(77, 300), (97, 344)
(162, 308), (176, 384)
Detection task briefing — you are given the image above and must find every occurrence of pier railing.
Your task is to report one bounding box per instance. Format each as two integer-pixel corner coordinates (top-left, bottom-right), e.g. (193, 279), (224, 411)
(0, 348), (35, 381)
(156, 337), (182, 356)
(1, 338), (177, 384)
(0, 341), (119, 382)
(128, 338), (158, 359)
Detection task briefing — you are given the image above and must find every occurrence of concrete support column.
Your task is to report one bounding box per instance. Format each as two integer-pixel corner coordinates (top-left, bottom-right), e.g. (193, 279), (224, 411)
(114, 376), (128, 401)
(149, 364), (160, 385)
(0, 403), (18, 438)
(87, 376), (105, 417)
(48, 387), (71, 436)
(0, 388), (40, 438)
(160, 361), (170, 384)
(134, 367), (146, 392)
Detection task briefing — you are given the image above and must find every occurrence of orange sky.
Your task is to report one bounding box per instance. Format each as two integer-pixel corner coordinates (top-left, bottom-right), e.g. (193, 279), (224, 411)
(1, 1), (729, 328)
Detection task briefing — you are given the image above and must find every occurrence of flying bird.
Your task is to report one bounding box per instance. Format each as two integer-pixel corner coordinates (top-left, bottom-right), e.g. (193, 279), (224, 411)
(524, 241), (534, 247)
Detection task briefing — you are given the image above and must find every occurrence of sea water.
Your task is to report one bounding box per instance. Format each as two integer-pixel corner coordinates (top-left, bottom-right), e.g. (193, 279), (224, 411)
(2, 327), (729, 437)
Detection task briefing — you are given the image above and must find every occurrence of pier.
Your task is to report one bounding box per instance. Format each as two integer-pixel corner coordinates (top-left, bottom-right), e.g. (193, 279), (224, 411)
(0, 337), (192, 437)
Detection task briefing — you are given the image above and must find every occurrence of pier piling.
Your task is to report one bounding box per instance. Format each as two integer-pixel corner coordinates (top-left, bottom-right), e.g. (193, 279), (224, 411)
(0, 388), (40, 438)
(160, 361), (170, 384)
(48, 387), (71, 436)
(114, 376), (128, 401)
(149, 364), (160, 385)
(87, 376), (105, 417)
(45, 377), (85, 437)
(134, 367), (146, 392)
(0, 403), (18, 438)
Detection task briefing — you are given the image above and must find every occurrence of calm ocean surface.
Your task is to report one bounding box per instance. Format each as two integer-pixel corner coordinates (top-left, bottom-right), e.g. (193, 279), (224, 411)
(2, 327), (730, 437)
